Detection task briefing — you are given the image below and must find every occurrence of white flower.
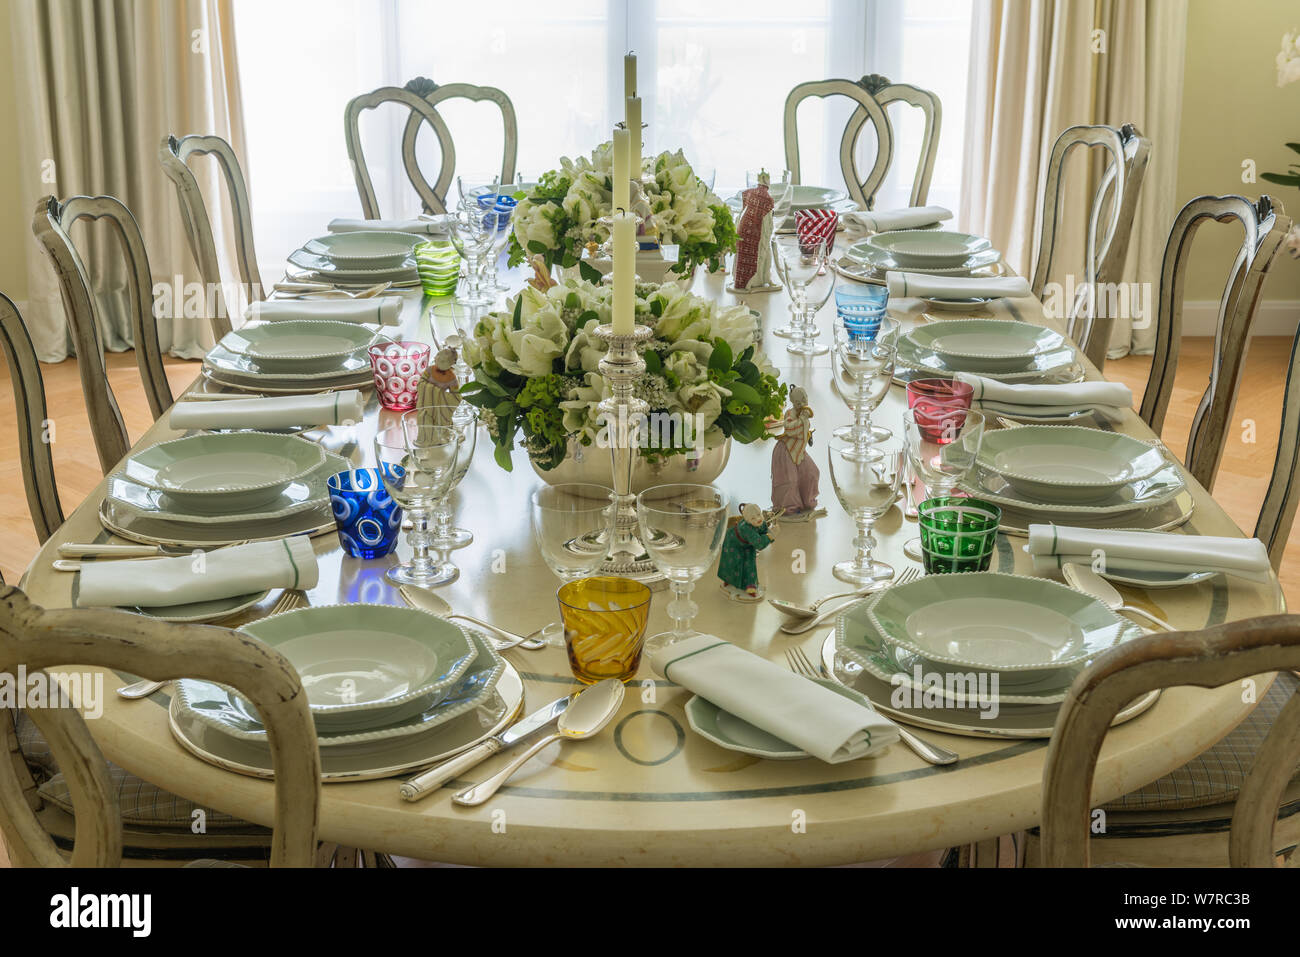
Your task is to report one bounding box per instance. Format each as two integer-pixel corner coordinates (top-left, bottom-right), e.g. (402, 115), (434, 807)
(708, 304), (759, 355)
(1278, 30), (1300, 86)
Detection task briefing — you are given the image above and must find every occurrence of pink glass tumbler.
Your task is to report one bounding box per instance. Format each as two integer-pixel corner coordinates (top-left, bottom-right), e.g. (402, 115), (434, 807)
(907, 377), (974, 445)
(368, 341), (431, 412)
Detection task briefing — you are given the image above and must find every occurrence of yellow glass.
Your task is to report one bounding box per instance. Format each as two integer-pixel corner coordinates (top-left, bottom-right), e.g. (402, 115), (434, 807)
(557, 576), (652, 684)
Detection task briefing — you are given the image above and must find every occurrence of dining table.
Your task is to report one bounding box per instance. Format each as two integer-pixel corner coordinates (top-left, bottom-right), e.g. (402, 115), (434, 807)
(17, 243), (1286, 867)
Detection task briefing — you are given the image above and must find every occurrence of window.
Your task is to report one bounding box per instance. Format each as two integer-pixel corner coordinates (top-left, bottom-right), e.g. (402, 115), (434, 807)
(232, 0), (972, 274)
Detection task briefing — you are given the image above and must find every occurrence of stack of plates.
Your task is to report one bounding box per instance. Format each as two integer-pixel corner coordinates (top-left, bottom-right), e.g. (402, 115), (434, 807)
(101, 431), (348, 547)
(959, 425), (1193, 532)
(896, 318), (1081, 383)
(203, 319), (380, 393)
(168, 604), (524, 780)
(288, 231), (422, 285)
(842, 229), (1001, 281)
(831, 573), (1153, 738)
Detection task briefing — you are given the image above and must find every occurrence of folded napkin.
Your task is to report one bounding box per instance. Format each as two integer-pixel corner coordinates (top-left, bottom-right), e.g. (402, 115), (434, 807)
(843, 205), (953, 232)
(78, 537), (320, 609)
(955, 373), (1132, 418)
(327, 216), (449, 235)
(651, 634), (899, 763)
(1026, 525), (1273, 583)
(886, 271), (1031, 300)
(169, 390), (364, 431)
(245, 297), (401, 326)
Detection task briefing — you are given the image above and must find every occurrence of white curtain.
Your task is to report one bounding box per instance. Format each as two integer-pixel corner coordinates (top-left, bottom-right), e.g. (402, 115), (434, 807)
(960, 0), (1188, 357)
(9, 0), (248, 363)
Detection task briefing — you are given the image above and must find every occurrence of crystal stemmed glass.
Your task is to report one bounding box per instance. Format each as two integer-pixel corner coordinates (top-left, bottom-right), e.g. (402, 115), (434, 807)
(449, 202), (500, 307)
(901, 407), (986, 560)
(405, 406), (479, 552)
(429, 300), (478, 415)
(373, 421), (460, 587)
(773, 236), (834, 356)
(531, 483), (616, 646)
(832, 316), (898, 451)
(456, 173), (500, 209)
(827, 439), (904, 585)
(636, 484), (729, 651)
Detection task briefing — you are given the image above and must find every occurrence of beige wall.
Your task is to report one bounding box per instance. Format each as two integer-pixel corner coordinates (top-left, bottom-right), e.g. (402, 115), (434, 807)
(1177, 0), (1300, 303)
(0, 43), (27, 303)
(0, 6), (1295, 309)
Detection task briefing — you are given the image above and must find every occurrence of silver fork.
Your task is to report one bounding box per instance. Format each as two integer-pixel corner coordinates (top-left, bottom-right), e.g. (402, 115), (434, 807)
(116, 590), (305, 699)
(778, 567), (920, 634)
(784, 646), (958, 766)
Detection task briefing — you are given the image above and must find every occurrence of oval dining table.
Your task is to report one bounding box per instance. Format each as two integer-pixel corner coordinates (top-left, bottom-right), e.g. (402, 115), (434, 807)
(18, 253), (1286, 867)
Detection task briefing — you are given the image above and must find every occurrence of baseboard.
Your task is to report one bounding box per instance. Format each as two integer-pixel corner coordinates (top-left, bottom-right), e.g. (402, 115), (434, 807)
(1182, 299), (1300, 337)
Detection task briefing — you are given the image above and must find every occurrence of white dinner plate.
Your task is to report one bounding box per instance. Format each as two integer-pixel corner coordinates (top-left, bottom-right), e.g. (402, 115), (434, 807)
(302, 231), (423, 267)
(220, 320), (380, 373)
(168, 661), (524, 782)
(905, 320), (1066, 374)
(864, 230), (992, 268)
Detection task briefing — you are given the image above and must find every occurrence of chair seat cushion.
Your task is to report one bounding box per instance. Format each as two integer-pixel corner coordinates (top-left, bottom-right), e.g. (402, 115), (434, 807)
(1104, 672), (1300, 812)
(17, 709), (249, 829)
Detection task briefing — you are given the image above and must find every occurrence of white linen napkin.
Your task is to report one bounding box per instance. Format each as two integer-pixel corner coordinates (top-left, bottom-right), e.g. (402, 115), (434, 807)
(327, 216), (449, 235)
(169, 391), (365, 431)
(955, 373), (1132, 418)
(245, 297), (402, 326)
(651, 634), (899, 763)
(78, 537), (320, 609)
(1026, 525), (1273, 583)
(886, 271), (1031, 300)
(843, 206), (953, 232)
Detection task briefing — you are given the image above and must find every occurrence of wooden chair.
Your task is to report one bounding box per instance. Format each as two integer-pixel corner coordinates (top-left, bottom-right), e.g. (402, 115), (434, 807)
(31, 195), (173, 473)
(0, 293), (63, 543)
(1139, 195), (1291, 493)
(1029, 123), (1151, 370)
(783, 74), (941, 210)
(0, 585), (319, 866)
(1040, 615), (1300, 867)
(159, 133), (264, 338)
(344, 76), (518, 217)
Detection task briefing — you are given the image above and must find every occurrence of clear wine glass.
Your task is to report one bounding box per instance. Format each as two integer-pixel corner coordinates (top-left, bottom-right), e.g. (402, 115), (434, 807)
(531, 483), (616, 646)
(901, 407), (986, 561)
(373, 421), (460, 587)
(450, 202), (500, 307)
(773, 235), (834, 356)
(827, 439), (904, 585)
(456, 173), (500, 209)
(832, 315), (899, 452)
(636, 483), (729, 651)
(404, 406), (479, 552)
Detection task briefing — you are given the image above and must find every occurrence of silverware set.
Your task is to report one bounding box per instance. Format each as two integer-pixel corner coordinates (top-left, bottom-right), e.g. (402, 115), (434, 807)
(776, 567), (921, 634)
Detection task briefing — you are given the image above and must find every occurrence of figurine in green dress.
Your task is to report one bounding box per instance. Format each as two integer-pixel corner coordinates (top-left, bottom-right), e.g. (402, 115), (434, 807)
(717, 503), (779, 602)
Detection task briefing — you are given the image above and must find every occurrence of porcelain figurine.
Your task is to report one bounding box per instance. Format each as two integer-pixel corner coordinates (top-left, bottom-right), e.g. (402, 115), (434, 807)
(730, 178), (776, 292)
(717, 502), (779, 601)
(417, 347), (461, 430)
(771, 386), (823, 521)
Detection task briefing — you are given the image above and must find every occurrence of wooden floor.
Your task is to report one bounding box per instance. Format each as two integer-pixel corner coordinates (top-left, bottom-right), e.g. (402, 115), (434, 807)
(0, 339), (1296, 607)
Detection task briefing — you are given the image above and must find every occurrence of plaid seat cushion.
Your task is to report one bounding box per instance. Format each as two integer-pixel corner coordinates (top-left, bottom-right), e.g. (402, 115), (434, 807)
(16, 710), (249, 829)
(1105, 672), (1300, 813)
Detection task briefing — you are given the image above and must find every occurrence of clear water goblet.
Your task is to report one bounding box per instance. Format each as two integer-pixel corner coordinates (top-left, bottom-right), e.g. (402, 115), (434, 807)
(901, 407), (986, 561)
(532, 483), (616, 646)
(635, 484), (729, 651)
(827, 439), (904, 585)
(450, 202), (500, 307)
(773, 235), (834, 357)
(832, 315), (898, 451)
(404, 406), (479, 552)
(373, 421), (460, 587)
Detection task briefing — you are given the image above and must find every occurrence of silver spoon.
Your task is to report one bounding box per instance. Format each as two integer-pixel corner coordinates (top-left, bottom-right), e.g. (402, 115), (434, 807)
(398, 585), (547, 651)
(778, 568), (920, 634)
(117, 679), (168, 699)
(452, 678), (625, 806)
(769, 587), (873, 620)
(1062, 563), (1174, 631)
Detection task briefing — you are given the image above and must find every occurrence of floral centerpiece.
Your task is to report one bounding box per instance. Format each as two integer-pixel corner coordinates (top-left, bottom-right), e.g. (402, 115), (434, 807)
(506, 144), (737, 278)
(458, 279), (786, 472)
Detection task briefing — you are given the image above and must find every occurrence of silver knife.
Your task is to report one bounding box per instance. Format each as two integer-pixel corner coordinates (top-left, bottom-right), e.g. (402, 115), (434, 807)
(398, 693), (574, 802)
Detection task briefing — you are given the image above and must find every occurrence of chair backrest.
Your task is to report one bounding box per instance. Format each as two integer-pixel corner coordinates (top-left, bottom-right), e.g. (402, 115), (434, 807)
(784, 74), (941, 210)
(344, 76), (518, 218)
(0, 294), (63, 543)
(32, 194), (173, 472)
(1138, 195), (1290, 492)
(1030, 123), (1151, 370)
(1041, 614), (1300, 867)
(0, 585), (320, 867)
(1255, 320), (1300, 570)
(159, 133), (264, 337)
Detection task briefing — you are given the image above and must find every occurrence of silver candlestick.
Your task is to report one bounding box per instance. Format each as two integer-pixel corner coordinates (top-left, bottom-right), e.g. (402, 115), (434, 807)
(593, 322), (662, 583)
